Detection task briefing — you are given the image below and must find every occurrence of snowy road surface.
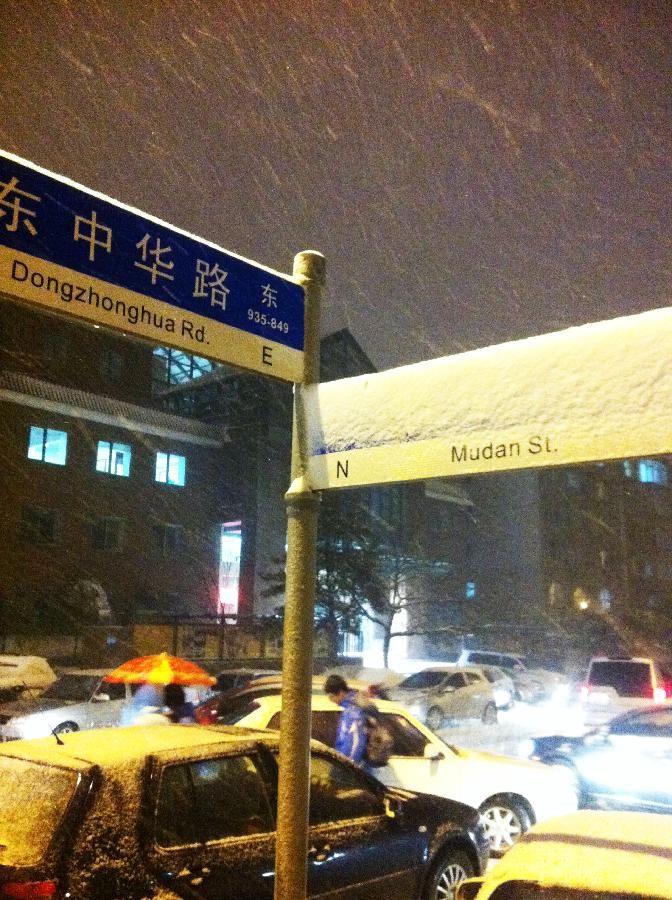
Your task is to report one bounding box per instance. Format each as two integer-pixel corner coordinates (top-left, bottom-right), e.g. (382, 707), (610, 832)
(435, 700), (587, 758)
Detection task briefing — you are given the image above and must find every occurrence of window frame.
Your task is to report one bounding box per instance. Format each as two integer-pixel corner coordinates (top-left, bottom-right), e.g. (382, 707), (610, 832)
(20, 504), (58, 544)
(95, 440), (132, 478)
(152, 749), (277, 849)
(92, 516), (125, 552)
(27, 425), (68, 466)
(155, 451), (186, 487)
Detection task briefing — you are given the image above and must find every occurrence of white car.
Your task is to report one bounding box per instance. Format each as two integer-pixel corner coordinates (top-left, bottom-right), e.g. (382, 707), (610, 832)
(0, 668), (206, 740)
(580, 655), (671, 726)
(457, 650), (570, 704)
(228, 693), (578, 854)
(457, 810), (672, 898)
(387, 666), (505, 729)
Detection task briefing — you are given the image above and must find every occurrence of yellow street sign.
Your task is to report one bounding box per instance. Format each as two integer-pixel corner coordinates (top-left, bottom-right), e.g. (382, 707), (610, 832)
(304, 305), (672, 489)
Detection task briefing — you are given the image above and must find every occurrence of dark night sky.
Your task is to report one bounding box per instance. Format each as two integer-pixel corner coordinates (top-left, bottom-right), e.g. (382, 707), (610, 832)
(0, 0), (670, 370)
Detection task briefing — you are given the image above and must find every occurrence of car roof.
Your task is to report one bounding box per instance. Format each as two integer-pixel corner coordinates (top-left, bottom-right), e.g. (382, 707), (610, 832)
(588, 656), (654, 664)
(0, 723), (272, 768)
(414, 665), (487, 676)
(53, 668), (110, 677)
(486, 811), (672, 895)
(243, 693), (407, 716)
(216, 668), (280, 677)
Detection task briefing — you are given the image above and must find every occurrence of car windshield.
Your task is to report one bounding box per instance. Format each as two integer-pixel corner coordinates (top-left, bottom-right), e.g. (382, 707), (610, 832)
(42, 674), (101, 701)
(0, 757), (79, 865)
(589, 662), (652, 697)
(398, 671), (447, 690)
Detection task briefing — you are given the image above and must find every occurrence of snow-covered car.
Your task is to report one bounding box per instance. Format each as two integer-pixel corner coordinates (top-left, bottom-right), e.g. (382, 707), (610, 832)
(457, 650), (570, 704)
(323, 665), (406, 691)
(0, 668), (130, 740)
(227, 693), (579, 854)
(0, 724), (489, 900)
(211, 667), (280, 694)
(457, 810), (672, 899)
(0, 654), (56, 700)
(0, 668), (206, 740)
(387, 666), (503, 730)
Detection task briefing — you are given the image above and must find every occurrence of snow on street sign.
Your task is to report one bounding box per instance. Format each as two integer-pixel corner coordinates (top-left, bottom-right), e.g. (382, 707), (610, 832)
(0, 150), (304, 382)
(304, 305), (672, 489)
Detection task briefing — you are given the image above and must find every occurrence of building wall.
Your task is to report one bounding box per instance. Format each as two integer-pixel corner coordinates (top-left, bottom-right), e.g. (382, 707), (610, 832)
(0, 300), (153, 403)
(466, 469), (544, 616)
(0, 397), (224, 624)
(541, 458), (672, 616)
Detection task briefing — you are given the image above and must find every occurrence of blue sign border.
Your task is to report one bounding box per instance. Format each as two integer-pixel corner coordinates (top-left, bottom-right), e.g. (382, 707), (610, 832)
(0, 151), (304, 351)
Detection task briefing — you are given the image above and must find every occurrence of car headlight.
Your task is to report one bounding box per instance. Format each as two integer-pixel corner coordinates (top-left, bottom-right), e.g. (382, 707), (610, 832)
(13, 717), (48, 740)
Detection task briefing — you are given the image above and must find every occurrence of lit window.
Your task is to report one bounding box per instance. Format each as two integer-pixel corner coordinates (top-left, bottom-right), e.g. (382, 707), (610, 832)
(466, 580), (476, 599)
(155, 452), (186, 486)
(219, 522), (242, 618)
(27, 426), (67, 466)
(96, 441), (131, 477)
(152, 347), (220, 392)
(638, 460), (668, 485)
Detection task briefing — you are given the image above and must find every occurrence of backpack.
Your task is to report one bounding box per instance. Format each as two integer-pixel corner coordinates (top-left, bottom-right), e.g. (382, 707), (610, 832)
(363, 713), (394, 767)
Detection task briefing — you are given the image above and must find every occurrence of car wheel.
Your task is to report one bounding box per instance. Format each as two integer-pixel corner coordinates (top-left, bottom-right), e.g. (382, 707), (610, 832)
(426, 706), (445, 731)
(424, 848), (475, 900)
(482, 702), (498, 725)
(478, 796), (531, 855)
(53, 721), (79, 735)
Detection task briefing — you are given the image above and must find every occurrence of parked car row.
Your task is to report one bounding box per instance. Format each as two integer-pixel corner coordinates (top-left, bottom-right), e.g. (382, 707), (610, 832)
(207, 687), (579, 854)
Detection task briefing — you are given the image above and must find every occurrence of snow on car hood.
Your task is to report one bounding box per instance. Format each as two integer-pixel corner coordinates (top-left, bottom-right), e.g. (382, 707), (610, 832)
(451, 745), (572, 785)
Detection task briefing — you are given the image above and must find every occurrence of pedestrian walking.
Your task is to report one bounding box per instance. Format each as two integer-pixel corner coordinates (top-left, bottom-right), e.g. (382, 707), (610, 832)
(324, 674), (368, 765)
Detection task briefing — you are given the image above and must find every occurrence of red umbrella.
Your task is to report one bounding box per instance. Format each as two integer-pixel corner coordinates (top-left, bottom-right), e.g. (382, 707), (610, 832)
(103, 652), (215, 686)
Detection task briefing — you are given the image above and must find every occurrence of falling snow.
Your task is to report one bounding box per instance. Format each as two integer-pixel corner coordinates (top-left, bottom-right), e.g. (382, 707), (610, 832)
(0, 0), (669, 369)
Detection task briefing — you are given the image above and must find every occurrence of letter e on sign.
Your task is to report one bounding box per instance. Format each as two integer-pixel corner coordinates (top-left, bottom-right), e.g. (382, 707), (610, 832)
(262, 345), (273, 367)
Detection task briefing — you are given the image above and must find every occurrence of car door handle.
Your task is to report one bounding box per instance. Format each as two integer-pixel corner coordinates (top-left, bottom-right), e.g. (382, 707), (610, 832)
(308, 844), (333, 862)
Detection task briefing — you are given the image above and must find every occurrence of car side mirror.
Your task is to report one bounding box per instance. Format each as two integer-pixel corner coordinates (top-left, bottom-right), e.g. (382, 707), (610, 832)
(92, 692), (110, 703)
(456, 878), (485, 900)
(424, 744), (445, 761)
(384, 795), (404, 819)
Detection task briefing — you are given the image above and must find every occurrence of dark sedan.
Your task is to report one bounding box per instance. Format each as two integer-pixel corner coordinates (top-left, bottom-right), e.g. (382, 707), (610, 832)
(0, 723), (488, 900)
(529, 704), (672, 813)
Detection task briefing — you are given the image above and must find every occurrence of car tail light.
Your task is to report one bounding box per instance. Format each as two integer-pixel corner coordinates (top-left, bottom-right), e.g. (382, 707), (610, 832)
(653, 686), (667, 703)
(194, 704), (215, 724)
(1, 883), (57, 898)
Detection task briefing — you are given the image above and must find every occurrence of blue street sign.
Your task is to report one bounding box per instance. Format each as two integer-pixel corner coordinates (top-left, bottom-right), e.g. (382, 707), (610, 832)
(0, 150), (305, 381)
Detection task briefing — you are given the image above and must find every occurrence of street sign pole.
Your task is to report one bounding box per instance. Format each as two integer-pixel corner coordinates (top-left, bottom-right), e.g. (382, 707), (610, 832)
(275, 250), (325, 900)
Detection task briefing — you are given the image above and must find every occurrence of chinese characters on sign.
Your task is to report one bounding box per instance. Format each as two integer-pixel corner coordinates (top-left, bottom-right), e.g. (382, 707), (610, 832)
(0, 175), (39, 235)
(0, 150), (304, 381)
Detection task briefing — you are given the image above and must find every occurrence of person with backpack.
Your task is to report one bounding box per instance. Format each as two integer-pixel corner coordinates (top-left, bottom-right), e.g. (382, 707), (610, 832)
(324, 674), (369, 766)
(324, 675), (394, 770)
